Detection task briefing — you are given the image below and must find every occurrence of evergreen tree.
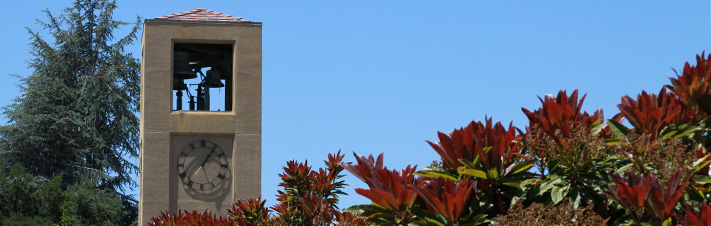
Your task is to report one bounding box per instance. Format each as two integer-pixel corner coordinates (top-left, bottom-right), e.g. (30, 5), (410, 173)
(0, 0), (140, 224)
(0, 160), (124, 225)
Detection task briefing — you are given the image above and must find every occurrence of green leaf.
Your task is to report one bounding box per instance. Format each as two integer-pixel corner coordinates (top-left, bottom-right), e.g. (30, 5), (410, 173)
(672, 125), (702, 139)
(500, 178), (523, 187)
(346, 204), (390, 213)
(409, 220), (446, 226)
(459, 168), (487, 180)
(696, 176), (711, 185)
(458, 159), (478, 169)
(473, 152), (483, 167)
(536, 175), (563, 196)
(458, 153), (485, 170)
(466, 214), (490, 226)
(607, 119), (629, 139)
(478, 216), (491, 225)
(551, 186), (566, 204)
(589, 119), (605, 135)
(409, 206), (438, 220)
(660, 130), (677, 140)
(662, 217), (672, 226)
(603, 138), (622, 145)
(415, 170), (459, 181)
(520, 177), (541, 188)
(616, 163), (634, 175)
(366, 218), (394, 226)
(409, 207), (448, 226)
(509, 159), (536, 175)
(692, 154), (711, 173)
(487, 168), (499, 180)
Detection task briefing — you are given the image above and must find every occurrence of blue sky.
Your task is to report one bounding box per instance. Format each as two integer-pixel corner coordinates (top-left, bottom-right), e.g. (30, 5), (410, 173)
(1, 1), (710, 210)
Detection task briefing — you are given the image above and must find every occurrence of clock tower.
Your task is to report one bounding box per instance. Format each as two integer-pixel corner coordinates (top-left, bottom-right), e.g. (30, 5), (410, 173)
(138, 8), (261, 225)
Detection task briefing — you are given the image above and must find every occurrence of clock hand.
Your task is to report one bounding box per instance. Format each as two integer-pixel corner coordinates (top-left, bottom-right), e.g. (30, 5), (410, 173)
(200, 149), (216, 167)
(202, 167), (212, 190)
(193, 165), (202, 177)
(194, 148), (216, 177)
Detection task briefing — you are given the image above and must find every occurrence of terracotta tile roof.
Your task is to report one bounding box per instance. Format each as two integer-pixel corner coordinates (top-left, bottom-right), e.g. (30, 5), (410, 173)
(155, 8), (250, 22)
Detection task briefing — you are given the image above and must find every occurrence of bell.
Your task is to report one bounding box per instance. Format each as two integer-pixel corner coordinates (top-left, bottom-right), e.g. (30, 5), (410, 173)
(174, 51), (197, 80)
(173, 79), (188, 90)
(216, 64), (232, 80)
(173, 79), (188, 110)
(201, 68), (225, 88)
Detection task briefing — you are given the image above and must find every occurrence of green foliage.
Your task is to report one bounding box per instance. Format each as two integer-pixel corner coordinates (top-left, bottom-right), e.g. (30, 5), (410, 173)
(0, 0), (141, 224)
(0, 159), (124, 225)
(0, 161), (59, 224)
(62, 177), (124, 225)
(2, 213), (54, 226)
(0, 0), (140, 191)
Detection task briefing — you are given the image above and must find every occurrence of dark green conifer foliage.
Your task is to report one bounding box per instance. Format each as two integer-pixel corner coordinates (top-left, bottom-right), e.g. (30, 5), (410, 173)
(0, 0), (140, 224)
(0, 0), (139, 191)
(0, 160), (124, 225)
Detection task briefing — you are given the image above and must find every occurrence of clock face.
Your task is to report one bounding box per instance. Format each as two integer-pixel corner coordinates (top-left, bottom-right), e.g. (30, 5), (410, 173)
(177, 140), (230, 191)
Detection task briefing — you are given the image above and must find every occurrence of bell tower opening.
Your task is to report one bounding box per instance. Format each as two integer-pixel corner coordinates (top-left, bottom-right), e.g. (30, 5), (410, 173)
(172, 42), (234, 112)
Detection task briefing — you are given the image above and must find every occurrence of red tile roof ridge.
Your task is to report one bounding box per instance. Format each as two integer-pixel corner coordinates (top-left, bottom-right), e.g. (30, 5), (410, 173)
(155, 8), (250, 22)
